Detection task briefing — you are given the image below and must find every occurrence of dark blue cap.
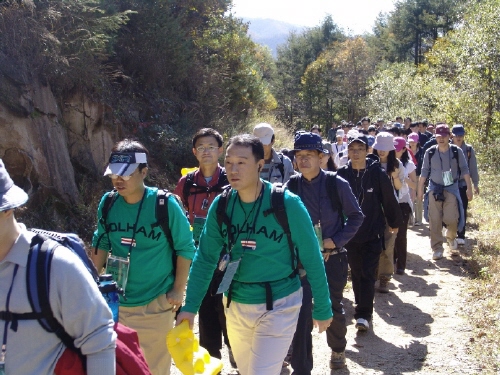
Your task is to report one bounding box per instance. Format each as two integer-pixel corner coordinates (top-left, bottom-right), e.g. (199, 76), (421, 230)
(293, 132), (328, 153)
(452, 124), (465, 136)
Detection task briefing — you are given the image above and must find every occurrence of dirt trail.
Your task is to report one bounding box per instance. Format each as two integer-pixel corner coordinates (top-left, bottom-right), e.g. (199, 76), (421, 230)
(171, 224), (480, 374)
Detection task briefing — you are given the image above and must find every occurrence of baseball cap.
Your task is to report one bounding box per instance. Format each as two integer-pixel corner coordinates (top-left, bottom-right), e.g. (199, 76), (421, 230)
(293, 132), (328, 153)
(435, 124), (450, 137)
(253, 123), (274, 145)
(336, 129), (345, 137)
(347, 130), (368, 146)
(0, 159), (29, 211)
(104, 152), (147, 177)
(394, 137), (407, 152)
(407, 133), (419, 143)
(452, 124), (466, 136)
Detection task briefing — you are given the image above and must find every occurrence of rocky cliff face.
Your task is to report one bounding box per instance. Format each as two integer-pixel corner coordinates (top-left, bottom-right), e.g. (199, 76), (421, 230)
(0, 80), (120, 207)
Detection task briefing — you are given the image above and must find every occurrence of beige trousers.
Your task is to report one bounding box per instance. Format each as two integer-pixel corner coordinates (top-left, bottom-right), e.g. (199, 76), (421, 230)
(119, 294), (174, 375)
(428, 190), (459, 251)
(378, 224), (397, 279)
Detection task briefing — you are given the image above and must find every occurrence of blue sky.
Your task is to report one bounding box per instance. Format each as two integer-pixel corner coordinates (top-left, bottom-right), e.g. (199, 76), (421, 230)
(231, 0), (396, 35)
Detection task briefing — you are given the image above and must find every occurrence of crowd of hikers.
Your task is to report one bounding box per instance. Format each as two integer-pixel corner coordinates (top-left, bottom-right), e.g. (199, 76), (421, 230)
(0, 116), (479, 375)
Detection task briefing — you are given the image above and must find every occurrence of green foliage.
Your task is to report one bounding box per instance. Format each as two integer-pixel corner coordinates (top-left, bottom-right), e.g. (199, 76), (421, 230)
(302, 37), (376, 125)
(273, 16), (345, 128)
(366, 0), (466, 65)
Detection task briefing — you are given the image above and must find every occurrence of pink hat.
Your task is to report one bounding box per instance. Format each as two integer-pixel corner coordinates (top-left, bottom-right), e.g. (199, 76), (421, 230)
(407, 133), (419, 143)
(394, 137), (407, 152)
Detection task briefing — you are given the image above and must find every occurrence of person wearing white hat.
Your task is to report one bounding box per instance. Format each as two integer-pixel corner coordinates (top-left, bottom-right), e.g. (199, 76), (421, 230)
(253, 123), (295, 184)
(92, 139), (196, 375)
(0, 159), (116, 375)
(331, 129), (347, 162)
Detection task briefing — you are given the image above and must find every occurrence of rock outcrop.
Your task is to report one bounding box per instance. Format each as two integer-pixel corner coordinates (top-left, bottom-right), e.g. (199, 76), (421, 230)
(0, 79), (119, 206)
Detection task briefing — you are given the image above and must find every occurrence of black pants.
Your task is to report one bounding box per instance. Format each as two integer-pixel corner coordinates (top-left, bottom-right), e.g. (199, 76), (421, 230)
(394, 203), (412, 272)
(198, 291), (230, 359)
(458, 186), (469, 239)
(345, 237), (383, 320)
(290, 252), (348, 375)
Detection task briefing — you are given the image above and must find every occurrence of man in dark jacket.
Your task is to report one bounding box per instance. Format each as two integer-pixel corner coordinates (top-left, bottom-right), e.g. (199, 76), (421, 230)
(337, 133), (403, 332)
(285, 132), (364, 372)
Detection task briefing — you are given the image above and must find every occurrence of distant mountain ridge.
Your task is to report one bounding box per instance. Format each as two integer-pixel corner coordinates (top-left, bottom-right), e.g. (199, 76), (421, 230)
(243, 18), (305, 57)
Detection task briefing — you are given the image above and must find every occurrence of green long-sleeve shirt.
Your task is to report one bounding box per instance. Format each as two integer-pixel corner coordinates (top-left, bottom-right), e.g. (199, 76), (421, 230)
(183, 180), (332, 321)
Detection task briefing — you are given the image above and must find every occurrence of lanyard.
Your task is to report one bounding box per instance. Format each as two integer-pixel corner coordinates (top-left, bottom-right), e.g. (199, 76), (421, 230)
(2, 264), (19, 363)
(109, 189), (146, 258)
(437, 147), (452, 170)
(228, 185), (264, 252)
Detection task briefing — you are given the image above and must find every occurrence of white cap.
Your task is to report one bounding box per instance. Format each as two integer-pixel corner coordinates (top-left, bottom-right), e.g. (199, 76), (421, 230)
(336, 129), (345, 137)
(104, 152), (147, 177)
(253, 123), (274, 145)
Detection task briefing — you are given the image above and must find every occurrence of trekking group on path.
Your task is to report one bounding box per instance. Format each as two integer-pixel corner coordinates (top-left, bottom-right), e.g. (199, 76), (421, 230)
(0, 117), (479, 375)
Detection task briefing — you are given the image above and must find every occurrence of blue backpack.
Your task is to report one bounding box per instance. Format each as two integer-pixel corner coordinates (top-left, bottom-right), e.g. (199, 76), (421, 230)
(0, 229), (99, 368)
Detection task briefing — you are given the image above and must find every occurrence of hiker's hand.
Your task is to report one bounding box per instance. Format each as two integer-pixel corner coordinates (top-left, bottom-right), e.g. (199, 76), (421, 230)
(388, 227), (399, 235)
(322, 239), (336, 261)
(314, 317), (332, 333)
(166, 287), (184, 312)
(176, 312), (195, 330)
(474, 186), (480, 195)
(466, 188), (473, 201)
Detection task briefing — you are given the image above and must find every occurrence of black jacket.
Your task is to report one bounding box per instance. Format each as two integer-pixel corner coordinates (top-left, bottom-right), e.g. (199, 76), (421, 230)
(337, 154), (403, 243)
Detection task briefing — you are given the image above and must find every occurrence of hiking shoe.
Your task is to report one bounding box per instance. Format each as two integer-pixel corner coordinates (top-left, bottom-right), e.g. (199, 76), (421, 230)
(377, 276), (390, 293)
(396, 268), (405, 275)
(355, 318), (369, 331)
(414, 221), (421, 226)
(228, 347), (237, 368)
(457, 238), (465, 246)
(330, 351), (346, 370)
(448, 239), (458, 250)
(432, 251), (443, 260)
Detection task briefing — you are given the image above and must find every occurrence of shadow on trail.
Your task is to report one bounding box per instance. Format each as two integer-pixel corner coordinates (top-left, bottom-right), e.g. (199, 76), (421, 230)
(374, 285), (433, 338)
(347, 332), (427, 374)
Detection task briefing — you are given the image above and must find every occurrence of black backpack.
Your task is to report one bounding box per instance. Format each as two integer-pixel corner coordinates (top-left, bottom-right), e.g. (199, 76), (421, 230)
(286, 171), (344, 227)
(427, 144), (463, 179)
(181, 169), (229, 208)
(214, 184), (297, 310)
(96, 189), (184, 275)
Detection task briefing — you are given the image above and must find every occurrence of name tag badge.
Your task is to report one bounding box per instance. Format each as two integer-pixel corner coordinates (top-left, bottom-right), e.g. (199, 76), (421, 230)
(216, 259), (241, 294)
(443, 170), (454, 186)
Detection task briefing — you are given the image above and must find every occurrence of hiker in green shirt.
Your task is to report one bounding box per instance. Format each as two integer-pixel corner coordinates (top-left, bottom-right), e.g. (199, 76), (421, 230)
(91, 139), (195, 375)
(177, 134), (332, 375)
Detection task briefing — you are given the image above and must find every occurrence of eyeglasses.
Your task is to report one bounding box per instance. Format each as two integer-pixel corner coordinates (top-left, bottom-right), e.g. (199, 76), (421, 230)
(196, 146), (219, 153)
(108, 174), (133, 181)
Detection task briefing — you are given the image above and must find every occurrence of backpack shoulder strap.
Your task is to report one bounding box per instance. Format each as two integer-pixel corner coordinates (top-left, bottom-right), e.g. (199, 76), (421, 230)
(216, 186), (234, 247)
(276, 154), (285, 182)
(154, 189), (174, 249)
(26, 234), (84, 361)
(427, 145), (438, 178)
(325, 172), (344, 227)
(450, 144), (462, 177)
(182, 171), (196, 206)
(286, 174), (300, 195)
(263, 184), (296, 273)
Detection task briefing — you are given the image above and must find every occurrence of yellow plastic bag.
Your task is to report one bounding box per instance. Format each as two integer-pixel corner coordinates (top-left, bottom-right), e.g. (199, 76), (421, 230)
(167, 320), (223, 375)
(181, 167), (199, 177)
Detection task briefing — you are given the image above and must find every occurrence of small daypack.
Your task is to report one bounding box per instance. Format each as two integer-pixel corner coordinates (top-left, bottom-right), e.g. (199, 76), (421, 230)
(181, 169), (229, 207)
(0, 229), (151, 375)
(213, 184), (297, 310)
(427, 144), (463, 179)
(96, 188), (185, 275)
(286, 171), (344, 227)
